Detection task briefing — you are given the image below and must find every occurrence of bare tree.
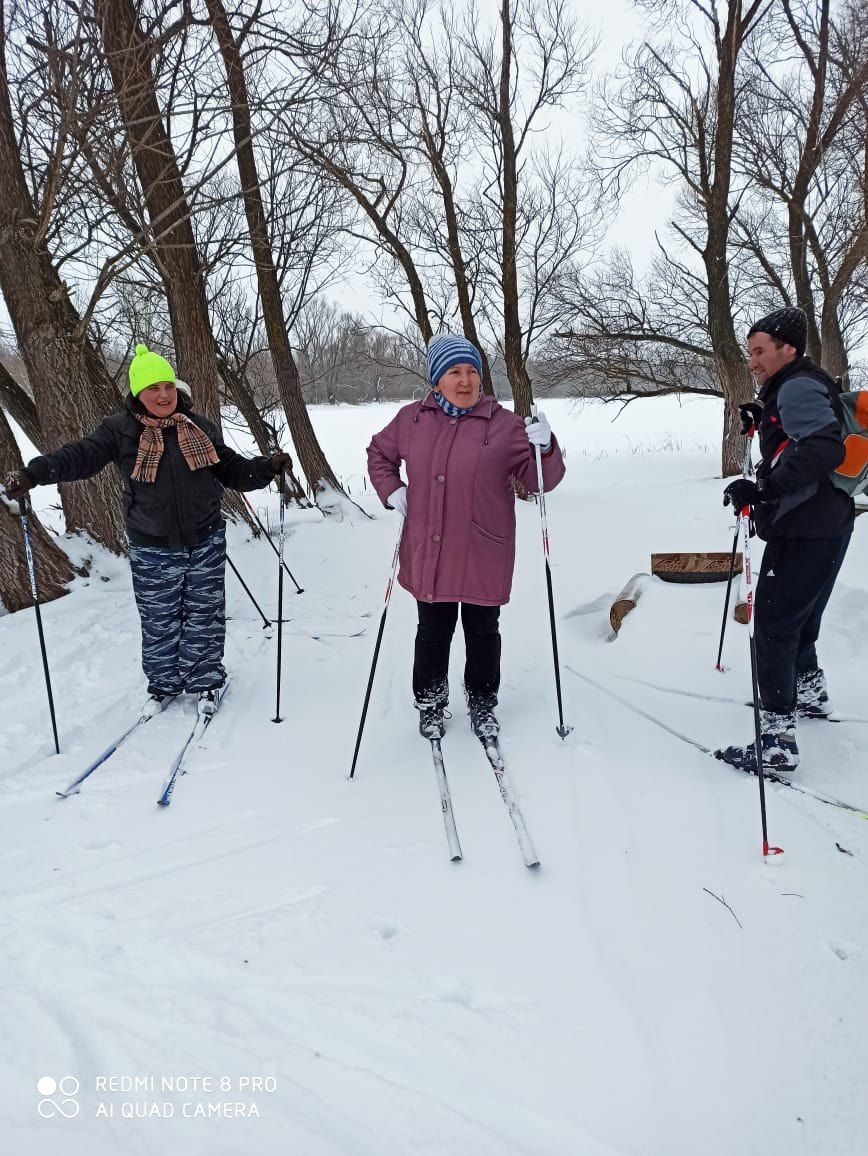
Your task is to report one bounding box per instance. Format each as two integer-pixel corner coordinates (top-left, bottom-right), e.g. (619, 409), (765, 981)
(291, 299), (427, 403)
(735, 0), (868, 379)
(557, 0), (766, 474)
(393, 2), (496, 393)
(202, 0), (352, 505)
(542, 247), (723, 401)
(292, 298), (352, 404)
(0, 358), (44, 450)
(0, 405), (75, 612)
(285, 4), (439, 346)
(0, 2), (126, 553)
(208, 282), (310, 505)
(552, 0), (866, 459)
(285, 0), (594, 412)
(93, 0), (227, 424)
(458, 0), (594, 414)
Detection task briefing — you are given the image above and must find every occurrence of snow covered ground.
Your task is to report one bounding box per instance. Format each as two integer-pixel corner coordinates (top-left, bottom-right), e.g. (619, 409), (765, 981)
(1, 396), (866, 1156)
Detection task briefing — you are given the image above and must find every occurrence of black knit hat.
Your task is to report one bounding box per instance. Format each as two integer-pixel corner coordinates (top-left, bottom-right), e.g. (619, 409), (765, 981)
(747, 307), (807, 357)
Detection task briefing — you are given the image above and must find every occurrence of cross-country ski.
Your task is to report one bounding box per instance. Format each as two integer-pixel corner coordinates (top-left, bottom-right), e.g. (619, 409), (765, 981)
(56, 694), (179, 798)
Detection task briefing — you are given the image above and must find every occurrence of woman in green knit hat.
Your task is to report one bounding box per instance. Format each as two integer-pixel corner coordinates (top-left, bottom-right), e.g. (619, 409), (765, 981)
(5, 344), (291, 716)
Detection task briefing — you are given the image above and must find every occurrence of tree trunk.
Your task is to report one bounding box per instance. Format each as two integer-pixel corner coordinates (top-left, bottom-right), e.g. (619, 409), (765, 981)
(715, 350), (755, 476)
(0, 22), (126, 554)
(498, 0), (533, 416)
(204, 0), (350, 505)
(0, 360), (44, 450)
(819, 219), (867, 382)
(416, 104), (495, 395)
(819, 303), (850, 382)
(0, 405), (75, 611)
(788, 201), (824, 363)
(785, 0), (830, 365)
(95, 0), (223, 427)
(219, 357), (309, 505)
(705, 3), (756, 476)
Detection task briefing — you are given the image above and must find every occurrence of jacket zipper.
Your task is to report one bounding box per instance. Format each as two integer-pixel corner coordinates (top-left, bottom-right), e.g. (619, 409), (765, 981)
(167, 429), (190, 548)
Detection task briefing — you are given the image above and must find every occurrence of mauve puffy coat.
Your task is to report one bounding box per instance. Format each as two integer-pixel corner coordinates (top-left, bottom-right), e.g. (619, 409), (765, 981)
(367, 394), (565, 606)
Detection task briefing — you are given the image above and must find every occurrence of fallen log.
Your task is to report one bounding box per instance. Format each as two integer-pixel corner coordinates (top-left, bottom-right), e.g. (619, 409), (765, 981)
(609, 572), (651, 635)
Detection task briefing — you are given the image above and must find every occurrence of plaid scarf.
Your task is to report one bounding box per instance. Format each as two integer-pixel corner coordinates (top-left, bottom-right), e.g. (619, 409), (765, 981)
(131, 412), (220, 484)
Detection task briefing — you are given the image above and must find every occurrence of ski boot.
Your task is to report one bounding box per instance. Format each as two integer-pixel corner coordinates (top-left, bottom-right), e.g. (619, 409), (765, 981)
(796, 668), (832, 719)
(715, 709), (799, 773)
(141, 692), (172, 720)
(467, 690), (500, 743)
(197, 688), (221, 718)
(415, 684), (448, 740)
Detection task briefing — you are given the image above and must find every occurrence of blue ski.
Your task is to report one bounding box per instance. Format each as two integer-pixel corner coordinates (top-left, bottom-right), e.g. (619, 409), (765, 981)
(157, 682), (230, 807)
(57, 696), (179, 798)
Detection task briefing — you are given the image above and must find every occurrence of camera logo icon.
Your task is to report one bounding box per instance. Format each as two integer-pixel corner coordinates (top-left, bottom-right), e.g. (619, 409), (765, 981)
(37, 1076), (80, 1119)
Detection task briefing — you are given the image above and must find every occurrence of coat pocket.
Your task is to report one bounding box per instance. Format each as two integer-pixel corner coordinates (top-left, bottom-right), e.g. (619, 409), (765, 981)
(463, 521), (511, 602)
(471, 520), (507, 546)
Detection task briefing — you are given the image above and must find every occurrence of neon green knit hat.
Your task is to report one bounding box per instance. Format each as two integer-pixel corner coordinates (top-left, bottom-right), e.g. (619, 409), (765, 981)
(128, 343), (176, 397)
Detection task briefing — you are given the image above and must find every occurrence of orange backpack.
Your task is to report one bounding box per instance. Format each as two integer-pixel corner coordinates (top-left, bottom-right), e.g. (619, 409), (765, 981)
(832, 391), (868, 496)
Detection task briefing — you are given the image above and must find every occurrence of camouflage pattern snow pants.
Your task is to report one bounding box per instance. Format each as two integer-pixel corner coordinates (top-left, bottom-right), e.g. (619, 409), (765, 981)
(129, 527), (227, 696)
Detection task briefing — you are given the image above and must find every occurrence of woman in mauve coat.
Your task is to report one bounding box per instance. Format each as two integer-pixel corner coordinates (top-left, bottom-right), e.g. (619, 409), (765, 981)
(366, 334), (565, 740)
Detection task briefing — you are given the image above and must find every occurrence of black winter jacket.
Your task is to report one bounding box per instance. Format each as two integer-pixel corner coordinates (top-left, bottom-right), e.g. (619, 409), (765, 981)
(25, 393), (276, 548)
(753, 356), (854, 540)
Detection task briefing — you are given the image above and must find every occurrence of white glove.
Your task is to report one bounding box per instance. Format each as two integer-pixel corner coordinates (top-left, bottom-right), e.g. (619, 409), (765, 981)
(525, 411), (552, 453)
(387, 485), (408, 517)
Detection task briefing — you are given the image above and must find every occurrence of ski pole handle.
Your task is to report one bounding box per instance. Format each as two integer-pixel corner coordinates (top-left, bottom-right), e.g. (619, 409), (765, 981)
(530, 404), (550, 558)
(741, 430), (754, 479)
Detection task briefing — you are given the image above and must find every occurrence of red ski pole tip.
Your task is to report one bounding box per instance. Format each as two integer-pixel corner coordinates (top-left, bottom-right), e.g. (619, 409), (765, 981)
(763, 843), (785, 857)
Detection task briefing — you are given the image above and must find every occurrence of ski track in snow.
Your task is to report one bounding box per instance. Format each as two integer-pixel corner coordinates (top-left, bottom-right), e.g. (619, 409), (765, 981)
(1, 398), (867, 1155)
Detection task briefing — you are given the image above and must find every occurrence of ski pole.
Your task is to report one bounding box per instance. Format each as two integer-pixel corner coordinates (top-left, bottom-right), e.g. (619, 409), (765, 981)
(349, 517), (404, 778)
(17, 496), (60, 754)
(715, 434), (754, 671)
(738, 497), (783, 859)
(226, 553), (272, 632)
(240, 491), (303, 594)
(530, 403), (571, 739)
(272, 470), (287, 723)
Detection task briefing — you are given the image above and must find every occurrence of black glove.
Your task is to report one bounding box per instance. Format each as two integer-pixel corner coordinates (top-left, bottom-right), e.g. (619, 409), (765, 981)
(269, 452), (293, 476)
(3, 469), (34, 503)
(738, 402), (763, 435)
(722, 478), (764, 512)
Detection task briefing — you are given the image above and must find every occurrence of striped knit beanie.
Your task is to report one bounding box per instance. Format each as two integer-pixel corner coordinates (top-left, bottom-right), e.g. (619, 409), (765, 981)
(747, 308), (807, 357)
(426, 334), (483, 387)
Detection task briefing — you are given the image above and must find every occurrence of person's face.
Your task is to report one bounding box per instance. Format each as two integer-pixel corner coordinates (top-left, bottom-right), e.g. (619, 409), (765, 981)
(436, 363), (481, 408)
(746, 332), (796, 386)
(139, 381), (178, 417)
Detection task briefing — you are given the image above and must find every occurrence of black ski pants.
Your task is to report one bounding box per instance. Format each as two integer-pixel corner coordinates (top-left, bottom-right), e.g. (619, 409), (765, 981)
(755, 532), (851, 713)
(413, 601), (501, 705)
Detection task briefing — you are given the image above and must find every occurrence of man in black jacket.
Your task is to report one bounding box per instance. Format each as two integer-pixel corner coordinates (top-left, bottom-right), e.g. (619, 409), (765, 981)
(717, 307), (854, 773)
(5, 344), (291, 717)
